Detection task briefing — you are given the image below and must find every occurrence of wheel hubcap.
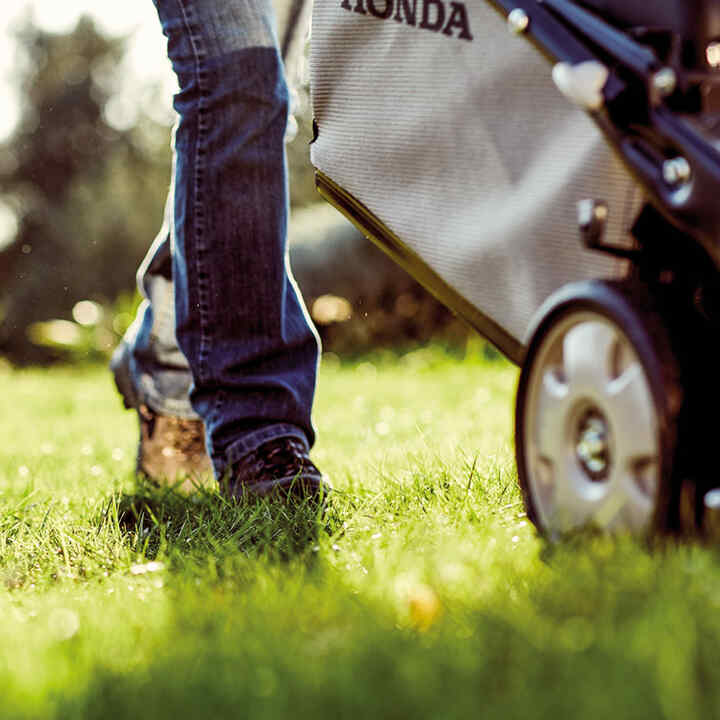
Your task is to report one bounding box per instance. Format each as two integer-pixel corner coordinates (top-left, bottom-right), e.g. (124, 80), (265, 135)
(524, 313), (659, 535)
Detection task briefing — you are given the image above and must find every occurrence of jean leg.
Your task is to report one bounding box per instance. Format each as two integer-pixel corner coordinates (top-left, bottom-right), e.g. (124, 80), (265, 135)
(114, 180), (198, 419)
(153, 0), (320, 478)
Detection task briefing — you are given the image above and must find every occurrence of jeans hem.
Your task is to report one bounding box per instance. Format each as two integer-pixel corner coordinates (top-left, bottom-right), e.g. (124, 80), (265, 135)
(136, 377), (199, 420)
(111, 340), (199, 420)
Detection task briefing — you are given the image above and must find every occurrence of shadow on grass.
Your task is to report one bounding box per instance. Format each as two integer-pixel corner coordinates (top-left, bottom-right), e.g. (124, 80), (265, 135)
(97, 478), (341, 565)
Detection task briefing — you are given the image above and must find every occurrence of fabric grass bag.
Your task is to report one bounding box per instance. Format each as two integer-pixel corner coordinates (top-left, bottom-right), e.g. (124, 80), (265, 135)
(310, 0), (638, 361)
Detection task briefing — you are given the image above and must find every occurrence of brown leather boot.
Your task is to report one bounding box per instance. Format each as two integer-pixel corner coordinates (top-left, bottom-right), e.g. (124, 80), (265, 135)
(136, 404), (214, 493)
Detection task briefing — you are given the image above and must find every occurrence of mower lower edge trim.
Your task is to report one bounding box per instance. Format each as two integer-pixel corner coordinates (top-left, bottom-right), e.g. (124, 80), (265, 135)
(314, 170), (526, 366)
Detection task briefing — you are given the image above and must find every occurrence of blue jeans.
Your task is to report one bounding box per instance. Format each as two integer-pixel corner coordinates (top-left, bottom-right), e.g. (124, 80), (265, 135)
(117, 0), (320, 479)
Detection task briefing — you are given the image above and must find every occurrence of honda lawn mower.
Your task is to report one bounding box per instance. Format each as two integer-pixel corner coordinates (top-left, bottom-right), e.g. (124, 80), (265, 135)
(310, 0), (720, 538)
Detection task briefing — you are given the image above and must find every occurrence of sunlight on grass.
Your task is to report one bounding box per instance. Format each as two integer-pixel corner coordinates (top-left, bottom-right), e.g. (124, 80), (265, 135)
(0, 346), (718, 719)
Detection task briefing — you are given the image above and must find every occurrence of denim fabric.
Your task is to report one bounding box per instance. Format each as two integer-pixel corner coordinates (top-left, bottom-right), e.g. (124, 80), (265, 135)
(119, 0), (320, 479)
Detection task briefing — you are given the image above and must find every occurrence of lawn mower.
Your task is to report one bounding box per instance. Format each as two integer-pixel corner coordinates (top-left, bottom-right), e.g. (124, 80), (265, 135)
(309, 0), (720, 538)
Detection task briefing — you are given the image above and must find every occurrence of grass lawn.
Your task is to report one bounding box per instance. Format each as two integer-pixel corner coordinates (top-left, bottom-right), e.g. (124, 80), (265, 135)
(1, 344), (719, 719)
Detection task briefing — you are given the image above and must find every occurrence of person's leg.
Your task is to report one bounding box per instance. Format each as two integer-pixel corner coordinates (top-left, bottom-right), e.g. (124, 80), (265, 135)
(111, 182), (213, 485)
(113, 183), (195, 419)
(152, 0), (321, 483)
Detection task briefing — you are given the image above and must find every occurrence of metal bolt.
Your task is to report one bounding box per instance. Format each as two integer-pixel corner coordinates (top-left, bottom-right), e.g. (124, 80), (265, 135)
(508, 8), (529, 34)
(652, 68), (677, 98)
(705, 488), (720, 509)
(662, 157), (692, 187)
(707, 41), (720, 68)
(577, 199), (608, 249)
(704, 488), (720, 543)
(577, 199), (595, 227)
(576, 412), (611, 481)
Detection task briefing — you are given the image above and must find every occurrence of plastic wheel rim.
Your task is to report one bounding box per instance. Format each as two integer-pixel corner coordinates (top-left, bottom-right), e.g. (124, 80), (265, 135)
(523, 311), (660, 536)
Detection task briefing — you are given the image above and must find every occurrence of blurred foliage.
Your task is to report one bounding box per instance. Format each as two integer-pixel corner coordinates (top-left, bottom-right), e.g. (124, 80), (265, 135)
(0, 17), (172, 364)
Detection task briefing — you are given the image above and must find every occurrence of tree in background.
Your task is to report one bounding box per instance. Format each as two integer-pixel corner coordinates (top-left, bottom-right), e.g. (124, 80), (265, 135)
(0, 17), (173, 363)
